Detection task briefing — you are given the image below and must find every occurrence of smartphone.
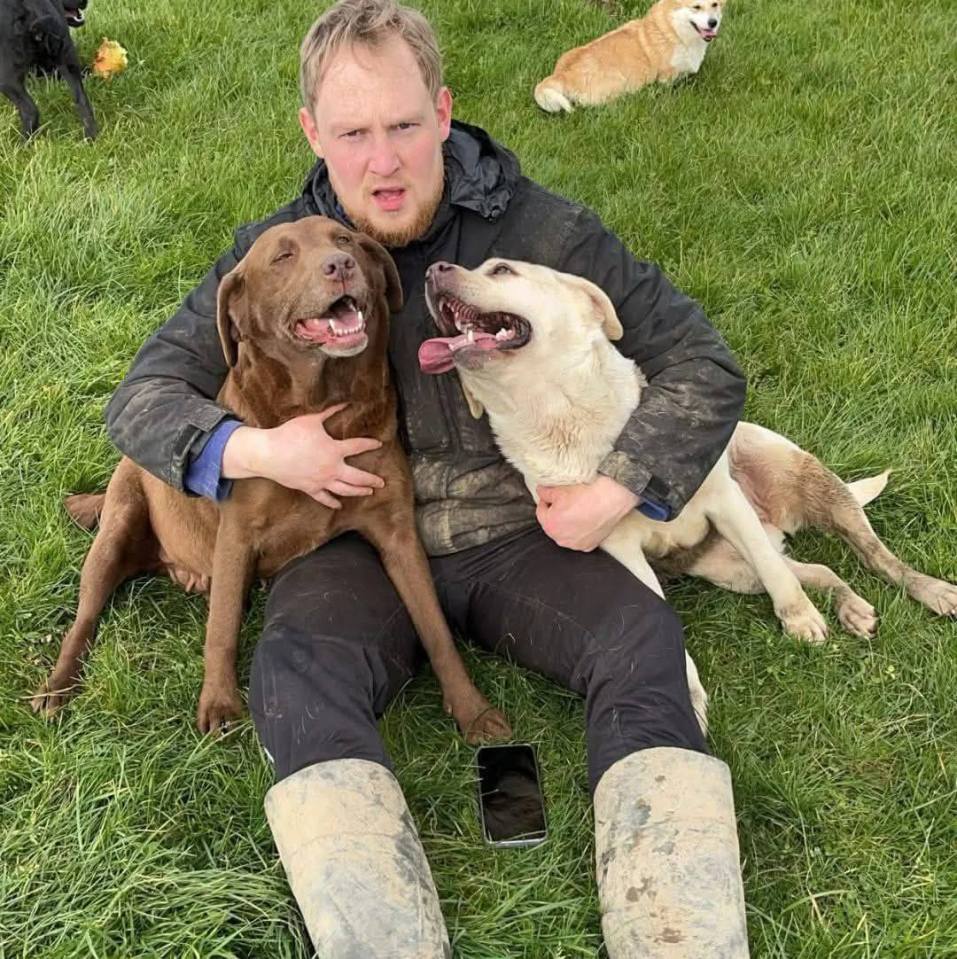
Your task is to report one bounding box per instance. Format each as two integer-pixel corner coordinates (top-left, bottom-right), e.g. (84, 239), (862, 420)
(475, 743), (547, 847)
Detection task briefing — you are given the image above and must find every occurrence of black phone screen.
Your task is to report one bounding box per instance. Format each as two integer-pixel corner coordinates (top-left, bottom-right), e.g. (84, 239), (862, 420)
(476, 744), (547, 846)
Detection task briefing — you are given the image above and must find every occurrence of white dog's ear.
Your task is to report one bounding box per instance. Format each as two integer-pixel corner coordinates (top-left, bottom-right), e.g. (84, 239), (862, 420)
(568, 275), (623, 340)
(458, 376), (485, 418)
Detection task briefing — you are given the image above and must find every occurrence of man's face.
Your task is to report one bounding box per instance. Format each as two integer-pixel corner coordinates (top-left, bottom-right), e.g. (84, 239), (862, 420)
(299, 36), (452, 248)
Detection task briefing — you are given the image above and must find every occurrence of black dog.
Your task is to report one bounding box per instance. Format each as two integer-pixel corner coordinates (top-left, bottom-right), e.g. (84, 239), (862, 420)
(0, 0), (97, 139)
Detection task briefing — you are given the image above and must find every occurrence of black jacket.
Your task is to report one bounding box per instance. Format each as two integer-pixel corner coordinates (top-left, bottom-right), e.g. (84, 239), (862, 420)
(105, 121), (746, 555)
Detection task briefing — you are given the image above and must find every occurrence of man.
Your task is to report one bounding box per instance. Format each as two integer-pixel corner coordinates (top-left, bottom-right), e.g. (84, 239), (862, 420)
(105, 1), (750, 955)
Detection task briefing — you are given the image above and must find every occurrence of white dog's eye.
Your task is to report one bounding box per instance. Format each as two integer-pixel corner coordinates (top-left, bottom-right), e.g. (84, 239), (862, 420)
(490, 263), (514, 276)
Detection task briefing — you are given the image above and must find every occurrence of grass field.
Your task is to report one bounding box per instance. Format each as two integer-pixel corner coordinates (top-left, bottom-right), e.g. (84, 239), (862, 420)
(1, 0), (955, 955)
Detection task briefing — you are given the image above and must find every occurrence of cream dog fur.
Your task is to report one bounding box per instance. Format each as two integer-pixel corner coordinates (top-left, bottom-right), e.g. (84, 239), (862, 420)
(418, 259), (957, 663)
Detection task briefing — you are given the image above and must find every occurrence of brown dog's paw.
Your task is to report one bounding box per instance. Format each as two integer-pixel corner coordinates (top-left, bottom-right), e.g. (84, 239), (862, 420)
(30, 677), (74, 718)
(196, 685), (244, 735)
(464, 706), (512, 745)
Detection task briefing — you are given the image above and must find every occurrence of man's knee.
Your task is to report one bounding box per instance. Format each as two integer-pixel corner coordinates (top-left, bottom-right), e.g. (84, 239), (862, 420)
(583, 592), (708, 790)
(249, 623), (406, 781)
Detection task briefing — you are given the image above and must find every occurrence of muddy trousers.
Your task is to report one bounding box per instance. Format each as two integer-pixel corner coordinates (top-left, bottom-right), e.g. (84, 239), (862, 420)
(249, 524), (707, 790)
(251, 525), (744, 958)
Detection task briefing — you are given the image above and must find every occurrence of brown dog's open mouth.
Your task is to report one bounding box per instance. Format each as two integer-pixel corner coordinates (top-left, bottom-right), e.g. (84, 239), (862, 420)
(294, 295), (367, 349)
(419, 293), (531, 375)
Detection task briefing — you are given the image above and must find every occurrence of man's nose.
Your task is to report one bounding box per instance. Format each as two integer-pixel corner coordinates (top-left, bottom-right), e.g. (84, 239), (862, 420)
(323, 253), (355, 280)
(368, 137), (401, 178)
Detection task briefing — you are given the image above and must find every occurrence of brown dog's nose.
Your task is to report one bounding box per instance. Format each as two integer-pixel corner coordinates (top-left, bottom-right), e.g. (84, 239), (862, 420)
(323, 253), (355, 281)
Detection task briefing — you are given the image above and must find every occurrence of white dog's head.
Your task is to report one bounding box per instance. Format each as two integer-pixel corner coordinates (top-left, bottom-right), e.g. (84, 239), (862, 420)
(419, 258), (622, 408)
(667, 0), (724, 43)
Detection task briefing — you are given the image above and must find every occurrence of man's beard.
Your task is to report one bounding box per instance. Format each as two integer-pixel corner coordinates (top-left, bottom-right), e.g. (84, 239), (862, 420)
(346, 177), (444, 249)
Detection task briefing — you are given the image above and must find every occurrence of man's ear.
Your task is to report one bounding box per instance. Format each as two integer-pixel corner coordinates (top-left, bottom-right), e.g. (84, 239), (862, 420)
(358, 234), (404, 312)
(216, 267), (246, 368)
(459, 376), (484, 419)
(566, 274), (623, 340)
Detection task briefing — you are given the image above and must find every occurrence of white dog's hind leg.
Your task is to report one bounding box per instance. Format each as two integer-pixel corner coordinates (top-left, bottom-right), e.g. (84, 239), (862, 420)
(705, 481), (828, 643)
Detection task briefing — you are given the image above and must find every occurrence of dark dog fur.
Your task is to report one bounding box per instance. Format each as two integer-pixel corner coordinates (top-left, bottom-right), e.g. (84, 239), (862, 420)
(0, 0), (97, 139)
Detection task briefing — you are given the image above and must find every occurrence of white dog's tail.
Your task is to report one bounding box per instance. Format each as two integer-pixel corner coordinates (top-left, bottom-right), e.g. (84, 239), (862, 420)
(534, 76), (573, 113)
(846, 469), (891, 507)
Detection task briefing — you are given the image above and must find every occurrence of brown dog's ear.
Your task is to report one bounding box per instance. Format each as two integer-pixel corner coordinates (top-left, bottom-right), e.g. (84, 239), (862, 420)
(357, 234), (404, 312)
(216, 267), (246, 368)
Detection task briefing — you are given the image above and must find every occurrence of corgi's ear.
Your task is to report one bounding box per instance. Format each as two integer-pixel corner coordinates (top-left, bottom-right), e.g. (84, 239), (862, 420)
(459, 377), (484, 418)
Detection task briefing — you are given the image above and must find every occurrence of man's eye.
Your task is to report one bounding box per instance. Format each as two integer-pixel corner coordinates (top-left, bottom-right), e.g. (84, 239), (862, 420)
(396, 122), (417, 131)
(491, 263), (514, 276)
(341, 130), (361, 140)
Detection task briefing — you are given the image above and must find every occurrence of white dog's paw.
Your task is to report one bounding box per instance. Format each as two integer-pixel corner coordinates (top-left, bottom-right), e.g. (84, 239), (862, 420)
(779, 597), (829, 644)
(836, 592), (878, 637)
(909, 576), (957, 617)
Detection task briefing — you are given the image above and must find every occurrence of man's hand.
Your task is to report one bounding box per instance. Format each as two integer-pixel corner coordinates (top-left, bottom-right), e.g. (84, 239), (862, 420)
(222, 403), (385, 509)
(536, 475), (639, 551)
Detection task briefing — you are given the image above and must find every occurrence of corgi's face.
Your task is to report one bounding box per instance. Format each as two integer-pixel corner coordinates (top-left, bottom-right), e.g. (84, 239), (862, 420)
(670, 0), (724, 43)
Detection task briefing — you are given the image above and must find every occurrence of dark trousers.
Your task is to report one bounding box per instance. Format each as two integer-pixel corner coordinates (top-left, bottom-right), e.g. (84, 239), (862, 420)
(249, 525), (707, 793)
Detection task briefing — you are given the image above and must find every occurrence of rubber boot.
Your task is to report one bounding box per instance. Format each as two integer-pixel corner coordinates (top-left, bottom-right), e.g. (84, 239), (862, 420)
(594, 747), (750, 957)
(265, 758), (451, 958)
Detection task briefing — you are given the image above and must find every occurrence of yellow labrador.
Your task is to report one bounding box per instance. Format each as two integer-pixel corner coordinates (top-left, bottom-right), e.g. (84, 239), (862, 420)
(418, 259), (957, 657)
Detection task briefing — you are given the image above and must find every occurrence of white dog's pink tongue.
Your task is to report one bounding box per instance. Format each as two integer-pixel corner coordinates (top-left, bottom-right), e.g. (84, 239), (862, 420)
(418, 331), (499, 374)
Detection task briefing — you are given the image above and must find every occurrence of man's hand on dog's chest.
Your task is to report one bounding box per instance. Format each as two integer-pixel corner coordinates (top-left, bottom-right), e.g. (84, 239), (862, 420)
(535, 476), (639, 552)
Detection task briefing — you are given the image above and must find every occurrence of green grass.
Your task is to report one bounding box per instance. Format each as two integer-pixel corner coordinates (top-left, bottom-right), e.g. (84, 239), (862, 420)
(1, 0), (955, 955)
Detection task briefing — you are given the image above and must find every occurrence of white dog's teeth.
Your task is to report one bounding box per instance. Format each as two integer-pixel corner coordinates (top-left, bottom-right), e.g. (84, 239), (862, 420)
(330, 319), (340, 334)
(466, 327), (475, 344)
(357, 310), (364, 325)
(495, 328), (515, 341)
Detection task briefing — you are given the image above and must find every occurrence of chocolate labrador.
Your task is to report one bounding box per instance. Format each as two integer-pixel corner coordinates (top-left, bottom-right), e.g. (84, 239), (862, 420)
(31, 217), (511, 743)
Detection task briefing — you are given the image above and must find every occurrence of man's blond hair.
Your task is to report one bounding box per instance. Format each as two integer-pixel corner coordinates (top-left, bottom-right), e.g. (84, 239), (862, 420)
(300, 0), (443, 114)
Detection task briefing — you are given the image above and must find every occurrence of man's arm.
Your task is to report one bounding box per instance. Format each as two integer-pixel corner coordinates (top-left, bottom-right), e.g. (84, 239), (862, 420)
(104, 242), (243, 491)
(560, 208), (747, 518)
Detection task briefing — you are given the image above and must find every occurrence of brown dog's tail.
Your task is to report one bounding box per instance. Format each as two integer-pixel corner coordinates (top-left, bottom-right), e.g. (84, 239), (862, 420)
(534, 76), (574, 113)
(64, 492), (106, 531)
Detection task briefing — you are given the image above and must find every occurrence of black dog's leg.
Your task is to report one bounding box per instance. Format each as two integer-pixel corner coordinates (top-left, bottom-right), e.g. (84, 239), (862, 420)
(59, 63), (97, 140)
(1, 80), (41, 139)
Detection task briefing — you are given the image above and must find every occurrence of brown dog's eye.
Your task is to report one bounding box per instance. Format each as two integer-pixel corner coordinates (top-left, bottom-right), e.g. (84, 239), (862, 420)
(272, 250), (294, 264)
(335, 235), (353, 247)
(490, 263), (514, 276)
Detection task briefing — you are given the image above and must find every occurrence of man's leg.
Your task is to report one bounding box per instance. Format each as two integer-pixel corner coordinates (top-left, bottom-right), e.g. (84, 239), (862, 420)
(433, 526), (749, 957)
(249, 534), (450, 959)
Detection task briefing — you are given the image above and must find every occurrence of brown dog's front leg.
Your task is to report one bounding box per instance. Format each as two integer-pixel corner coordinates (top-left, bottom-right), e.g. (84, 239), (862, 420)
(197, 515), (254, 734)
(370, 527), (511, 744)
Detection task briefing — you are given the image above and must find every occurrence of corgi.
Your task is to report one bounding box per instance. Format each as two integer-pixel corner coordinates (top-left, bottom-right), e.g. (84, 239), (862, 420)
(535, 0), (724, 112)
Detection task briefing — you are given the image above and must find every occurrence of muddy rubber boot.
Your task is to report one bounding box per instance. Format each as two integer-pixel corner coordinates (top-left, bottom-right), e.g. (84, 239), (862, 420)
(594, 748), (750, 958)
(265, 758), (451, 958)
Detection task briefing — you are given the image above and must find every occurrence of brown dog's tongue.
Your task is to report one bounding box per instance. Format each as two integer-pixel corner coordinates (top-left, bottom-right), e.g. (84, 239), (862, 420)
(418, 331), (500, 374)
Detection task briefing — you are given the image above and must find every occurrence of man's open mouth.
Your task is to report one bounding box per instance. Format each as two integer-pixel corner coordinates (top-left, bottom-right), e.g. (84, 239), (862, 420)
(692, 22), (717, 41)
(64, 7), (85, 26)
(419, 292), (531, 375)
(293, 295), (367, 350)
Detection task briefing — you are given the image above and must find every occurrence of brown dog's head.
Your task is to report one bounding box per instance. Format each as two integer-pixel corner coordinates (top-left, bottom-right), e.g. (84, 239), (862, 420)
(216, 216), (403, 367)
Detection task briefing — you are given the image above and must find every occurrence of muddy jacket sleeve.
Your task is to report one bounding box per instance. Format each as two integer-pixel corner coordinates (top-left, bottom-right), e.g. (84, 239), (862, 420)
(560, 209), (746, 518)
(103, 238), (247, 491)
